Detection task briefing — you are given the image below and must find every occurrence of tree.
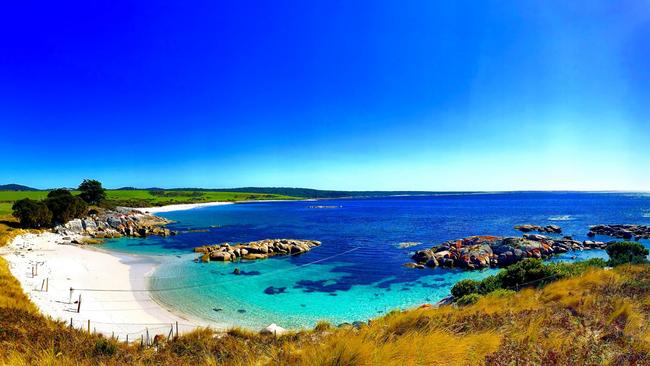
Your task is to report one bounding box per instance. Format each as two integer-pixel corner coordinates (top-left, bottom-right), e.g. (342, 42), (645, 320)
(12, 199), (53, 228)
(78, 179), (106, 205)
(606, 241), (649, 266)
(46, 189), (87, 225)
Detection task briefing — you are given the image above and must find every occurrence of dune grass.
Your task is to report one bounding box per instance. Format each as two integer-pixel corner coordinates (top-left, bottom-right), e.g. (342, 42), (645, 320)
(2, 262), (650, 365)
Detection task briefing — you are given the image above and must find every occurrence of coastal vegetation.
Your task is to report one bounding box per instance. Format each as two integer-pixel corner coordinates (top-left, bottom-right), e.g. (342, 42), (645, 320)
(0, 188), (300, 216)
(2, 255), (650, 365)
(12, 187), (89, 228)
(450, 258), (607, 304)
(607, 241), (649, 266)
(78, 179), (107, 205)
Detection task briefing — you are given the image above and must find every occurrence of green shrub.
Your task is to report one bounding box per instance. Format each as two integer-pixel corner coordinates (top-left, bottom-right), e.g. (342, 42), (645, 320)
(451, 279), (480, 298)
(496, 259), (557, 289)
(45, 189), (87, 225)
(607, 241), (649, 266)
(11, 199), (52, 228)
(456, 293), (482, 306)
(486, 288), (516, 298)
(93, 338), (117, 356)
(548, 258), (607, 278)
(450, 258), (607, 302)
(477, 275), (502, 294)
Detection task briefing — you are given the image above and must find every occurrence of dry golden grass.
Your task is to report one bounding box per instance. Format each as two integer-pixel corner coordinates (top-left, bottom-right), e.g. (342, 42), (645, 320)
(0, 215), (28, 248)
(2, 255), (650, 365)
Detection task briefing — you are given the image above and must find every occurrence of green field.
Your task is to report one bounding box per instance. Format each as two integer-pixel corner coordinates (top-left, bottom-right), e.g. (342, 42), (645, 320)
(0, 190), (300, 216)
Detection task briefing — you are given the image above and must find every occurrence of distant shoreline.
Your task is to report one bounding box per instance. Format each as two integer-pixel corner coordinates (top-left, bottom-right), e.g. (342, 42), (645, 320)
(130, 201), (234, 214)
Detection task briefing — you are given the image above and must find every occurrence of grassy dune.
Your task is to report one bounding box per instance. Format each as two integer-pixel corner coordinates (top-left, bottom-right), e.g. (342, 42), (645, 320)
(0, 190), (300, 215)
(1, 261), (650, 365)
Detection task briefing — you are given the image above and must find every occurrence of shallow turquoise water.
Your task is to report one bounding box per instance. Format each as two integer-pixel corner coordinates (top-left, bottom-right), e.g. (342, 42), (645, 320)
(101, 192), (650, 329)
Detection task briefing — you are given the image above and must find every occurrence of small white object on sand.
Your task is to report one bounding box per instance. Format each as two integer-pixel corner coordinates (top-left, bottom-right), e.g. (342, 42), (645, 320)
(260, 323), (287, 336)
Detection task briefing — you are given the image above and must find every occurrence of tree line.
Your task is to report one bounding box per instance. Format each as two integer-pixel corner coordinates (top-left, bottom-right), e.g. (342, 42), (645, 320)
(12, 179), (106, 228)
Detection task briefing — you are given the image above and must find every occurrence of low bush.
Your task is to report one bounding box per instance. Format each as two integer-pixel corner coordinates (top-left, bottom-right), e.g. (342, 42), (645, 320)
(456, 293), (482, 306)
(451, 279), (480, 298)
(607, 241), (649, 266)
(451, 258), (607, 302)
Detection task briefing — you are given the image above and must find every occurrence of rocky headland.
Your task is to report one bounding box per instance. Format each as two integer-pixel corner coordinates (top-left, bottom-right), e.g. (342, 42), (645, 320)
(587, 224), (650, 240)
(54, 208), (175, 239)
(408, 234), (606, 270)
(514, 224), (562, 233)
(194, 239), (321, 262)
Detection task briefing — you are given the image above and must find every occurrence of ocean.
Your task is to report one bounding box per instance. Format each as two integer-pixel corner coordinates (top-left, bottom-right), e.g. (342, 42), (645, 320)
(101, 192), (650, 329)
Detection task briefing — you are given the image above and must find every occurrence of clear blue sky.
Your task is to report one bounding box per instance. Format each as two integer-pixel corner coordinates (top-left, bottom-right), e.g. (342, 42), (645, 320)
(2, 1), (649, 191)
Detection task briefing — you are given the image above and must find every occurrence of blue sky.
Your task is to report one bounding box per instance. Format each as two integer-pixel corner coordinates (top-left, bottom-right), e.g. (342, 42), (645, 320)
(2, 1), (649, 191)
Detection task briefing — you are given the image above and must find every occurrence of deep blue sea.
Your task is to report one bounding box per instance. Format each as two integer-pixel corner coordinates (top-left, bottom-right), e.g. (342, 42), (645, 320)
(102, 192), (650, 329)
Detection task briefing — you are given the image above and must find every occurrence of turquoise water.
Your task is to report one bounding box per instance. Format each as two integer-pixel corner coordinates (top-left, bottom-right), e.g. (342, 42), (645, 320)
(102, 192), (650, 329)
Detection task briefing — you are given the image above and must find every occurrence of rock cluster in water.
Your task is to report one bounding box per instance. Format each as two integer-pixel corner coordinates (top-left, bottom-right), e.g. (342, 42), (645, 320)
(194, 239), (321, 262)
(55, 209), (175, 239)
(409, 234), (603, 270)
(514, 224), (562, 233)
(587, 224), (650, 240)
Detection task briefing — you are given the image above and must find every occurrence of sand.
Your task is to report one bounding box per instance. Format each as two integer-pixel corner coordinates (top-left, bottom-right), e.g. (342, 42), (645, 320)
(1, 232), (202, 340)
(132, 201), (233, 214)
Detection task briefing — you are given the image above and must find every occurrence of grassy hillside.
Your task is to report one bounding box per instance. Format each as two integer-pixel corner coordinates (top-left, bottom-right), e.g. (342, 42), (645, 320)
(1, 260), (650, 365)
(0, 190), (300, 216)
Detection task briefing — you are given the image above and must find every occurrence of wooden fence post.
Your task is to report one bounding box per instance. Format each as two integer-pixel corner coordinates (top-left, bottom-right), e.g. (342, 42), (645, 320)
(77, 294), (82, 313)
(46, 278), (48, 292)
(175, 321), (179, 338)
(87, 319), (90, 333)
(69, 288), (73, 303)
(40, 279), (45, 291)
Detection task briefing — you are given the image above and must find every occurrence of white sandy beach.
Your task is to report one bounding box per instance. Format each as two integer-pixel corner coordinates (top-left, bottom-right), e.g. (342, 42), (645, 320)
(132, 201), (233, 214)
(1, 232), (200, 340)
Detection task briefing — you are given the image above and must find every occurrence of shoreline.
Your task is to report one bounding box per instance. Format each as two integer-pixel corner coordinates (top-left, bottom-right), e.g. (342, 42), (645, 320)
(1, 232), (203, 339)
(130, 201), (234, 214)
(130, 198), (318, 214)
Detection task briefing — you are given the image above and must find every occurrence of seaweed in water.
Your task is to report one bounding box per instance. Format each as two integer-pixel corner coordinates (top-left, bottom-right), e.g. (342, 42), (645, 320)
(264, 286), (287, 295)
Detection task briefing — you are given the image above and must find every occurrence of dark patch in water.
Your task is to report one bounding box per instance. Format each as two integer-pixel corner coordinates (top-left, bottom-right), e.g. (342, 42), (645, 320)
(213, 308), (222, 312)
(293, 279), (350, 293)
(240, 270), (261, 276)
(328, 293), (338, 296)
(237, 309), (247, 313)
(264, 286), (287, 295)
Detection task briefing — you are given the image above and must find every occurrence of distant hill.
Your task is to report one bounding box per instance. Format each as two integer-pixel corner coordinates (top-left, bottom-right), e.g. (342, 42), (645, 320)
(1, 184), (468, 198)
(162, 187), (458, 199)
(0, 184), (39, 191)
